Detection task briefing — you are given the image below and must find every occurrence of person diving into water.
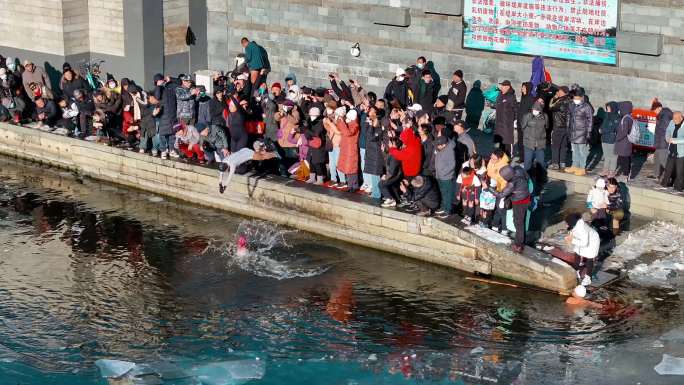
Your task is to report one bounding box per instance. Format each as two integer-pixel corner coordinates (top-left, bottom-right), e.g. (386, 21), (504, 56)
(218, 140), (278, 194)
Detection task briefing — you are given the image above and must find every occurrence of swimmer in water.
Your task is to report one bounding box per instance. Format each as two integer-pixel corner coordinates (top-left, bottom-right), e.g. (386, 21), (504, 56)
(565, 285), (603, 309)
(236, 234), (249, 257)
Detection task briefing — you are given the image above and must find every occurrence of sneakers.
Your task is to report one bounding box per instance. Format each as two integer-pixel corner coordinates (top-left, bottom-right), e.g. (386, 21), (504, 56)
(548, 164), (560, 171)
(436, 212), (450, 219)
(218, 184), (226, 194)
(461, 216), (472, 225)
(381, 199), (397, 208)
(169, 151), (180, 159)
(435, 210), (446, 215)
(479, 222), (489, 229)
(581, 275), (592, 286)
(501, 230), (510, 237)
(315, 176), (325, 185)
(151, 150), (159, 157)
(417, 210), (431, 217)
(492, 226), (500, 233)
(330, 182), (340, 188)
(161, 151), (168, 160)
(564, 166), (577, 174)
(574, 169), (587, 176)
(511, 244), (524, 253)
(138, 149), (145, 154)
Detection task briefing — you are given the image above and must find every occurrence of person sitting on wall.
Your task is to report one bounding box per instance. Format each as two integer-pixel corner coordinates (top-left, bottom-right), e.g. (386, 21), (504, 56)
(32, 97), (59, 127)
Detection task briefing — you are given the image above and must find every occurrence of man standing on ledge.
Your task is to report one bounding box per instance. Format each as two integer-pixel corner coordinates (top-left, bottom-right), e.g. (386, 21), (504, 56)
(494, 80), (517, 157)
(241, 37), (270, 86)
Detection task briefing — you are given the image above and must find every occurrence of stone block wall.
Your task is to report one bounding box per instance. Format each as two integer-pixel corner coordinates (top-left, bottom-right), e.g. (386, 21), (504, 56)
(163, 0), (190, 55)
(62, 0), (89, 56)
(0, 0), (65, 55)
(207, 0), (684, 109)
(87, 0), (125, 56)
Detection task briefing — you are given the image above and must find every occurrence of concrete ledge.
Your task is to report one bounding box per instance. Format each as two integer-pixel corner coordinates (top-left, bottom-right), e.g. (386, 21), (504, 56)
(547, 169), (684, 224)
(425, 0), (463, 16)
(0, 122), (577, 294)
(617, 31), (663, 56)
(371, 6), (411, 27)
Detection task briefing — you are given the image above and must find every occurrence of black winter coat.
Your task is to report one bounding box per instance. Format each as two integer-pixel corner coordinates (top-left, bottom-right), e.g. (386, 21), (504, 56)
(384, 155), (403, 185)
(615, 101), (634, 157)
(61, 78), (89, 100)
(305, 118), (327, 166)
(158, 81), (179, 136)
(208, 97), (226, 127)
(364, 122), (384, 176)
(549, 95), (571, 134)
(384, 79), (409, 109)
(498, 166), (530, 202)
(494, 89), (517, 144)
(655, 107), (673, 150)
(412, 80), (438, 114)
(421, 137), (435, 177)
(228, 110), (248, 152)
(410, 178), (440, 209)
(447, 81), (467, 110)
(568, 101), (593, 144)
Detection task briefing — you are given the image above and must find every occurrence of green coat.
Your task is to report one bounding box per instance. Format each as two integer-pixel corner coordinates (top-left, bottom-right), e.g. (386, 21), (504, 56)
(245, 41), (268, 71)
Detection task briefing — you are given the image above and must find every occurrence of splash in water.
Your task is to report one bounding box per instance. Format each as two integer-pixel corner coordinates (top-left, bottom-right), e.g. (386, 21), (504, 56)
(204, 220), (330, 280)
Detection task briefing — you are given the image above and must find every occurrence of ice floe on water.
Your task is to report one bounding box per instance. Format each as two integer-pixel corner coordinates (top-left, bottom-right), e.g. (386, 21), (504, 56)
(203, 220), (330, 280)
(605, 222), (684, 288)
(95, 358), (265, 384)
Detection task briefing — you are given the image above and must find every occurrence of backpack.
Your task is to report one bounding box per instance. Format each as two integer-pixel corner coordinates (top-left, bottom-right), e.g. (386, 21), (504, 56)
(623, 115), (640, 144)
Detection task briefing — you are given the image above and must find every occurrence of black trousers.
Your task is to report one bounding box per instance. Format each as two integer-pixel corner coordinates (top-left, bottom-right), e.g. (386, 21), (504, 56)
(492, 207), (507, 231)
(616, 156), (632, 178)
(380, 180), (401, 202)
(513, 202), (529, 247)
(551, 132), (569, 166)
(661, 155), (684, 191)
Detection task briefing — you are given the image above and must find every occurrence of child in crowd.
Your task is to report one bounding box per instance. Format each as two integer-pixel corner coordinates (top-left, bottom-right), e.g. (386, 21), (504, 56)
(462, 153), (487, 178)
(434, 134), (456, 218)
(606, 177), (624, 235)
(479, 178), (497, 228)
(586, 177), (609, 221)
(456, 166), (482, 225)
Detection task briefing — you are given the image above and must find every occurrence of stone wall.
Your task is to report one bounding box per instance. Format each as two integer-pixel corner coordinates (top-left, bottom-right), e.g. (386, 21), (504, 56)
(207, 0), (684, 109)
(163, 0), (190, 55)
(0, 122), (577, 294)
(87, 0), (125, 57)
(0, 0), (65, 55)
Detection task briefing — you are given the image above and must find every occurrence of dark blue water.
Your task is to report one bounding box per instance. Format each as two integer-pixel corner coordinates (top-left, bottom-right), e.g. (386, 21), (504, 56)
(0, 157), (682, 385)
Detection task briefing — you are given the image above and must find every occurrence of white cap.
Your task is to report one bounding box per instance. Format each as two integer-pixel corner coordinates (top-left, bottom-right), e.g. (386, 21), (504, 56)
(308, 107), (321, 118)
(407, 103), (423, 112)
(573, 285), (587, 298)
(395, 68), (406, 77)
(236, 73), (249, 81)
(346, 109), (358, 122)
(595, 178), (606, 189)
(334, 106), (346, 117)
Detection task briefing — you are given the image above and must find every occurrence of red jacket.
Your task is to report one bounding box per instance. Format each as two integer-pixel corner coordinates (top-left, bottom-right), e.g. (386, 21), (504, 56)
(389, 129), (422, 177)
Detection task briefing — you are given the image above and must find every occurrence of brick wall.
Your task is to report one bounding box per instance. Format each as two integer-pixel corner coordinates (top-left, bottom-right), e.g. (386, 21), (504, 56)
(0, 0), (65, 55)
(208, 0), (684, 109)
(164, 0), (189, 55)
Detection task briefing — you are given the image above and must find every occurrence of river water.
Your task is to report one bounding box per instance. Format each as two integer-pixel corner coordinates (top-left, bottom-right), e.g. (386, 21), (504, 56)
(0, 156), (682, 385)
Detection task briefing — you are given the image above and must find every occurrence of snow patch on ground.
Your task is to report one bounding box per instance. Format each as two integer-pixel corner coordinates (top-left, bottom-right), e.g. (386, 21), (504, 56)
(465, 225), (512, 245)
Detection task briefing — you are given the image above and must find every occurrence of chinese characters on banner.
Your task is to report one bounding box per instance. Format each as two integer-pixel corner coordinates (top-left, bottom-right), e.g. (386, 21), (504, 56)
(463, 0), (619, 65)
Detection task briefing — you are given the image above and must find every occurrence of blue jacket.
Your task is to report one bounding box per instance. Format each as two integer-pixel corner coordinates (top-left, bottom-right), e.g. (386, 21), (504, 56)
(666, 121), (684, 158)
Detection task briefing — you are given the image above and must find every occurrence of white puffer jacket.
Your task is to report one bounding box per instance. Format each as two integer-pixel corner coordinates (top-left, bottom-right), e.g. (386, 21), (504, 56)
(571, 220), (600, 259)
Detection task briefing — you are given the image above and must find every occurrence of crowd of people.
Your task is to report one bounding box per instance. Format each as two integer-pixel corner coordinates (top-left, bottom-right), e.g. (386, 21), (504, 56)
(0, 37), (680, 260)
